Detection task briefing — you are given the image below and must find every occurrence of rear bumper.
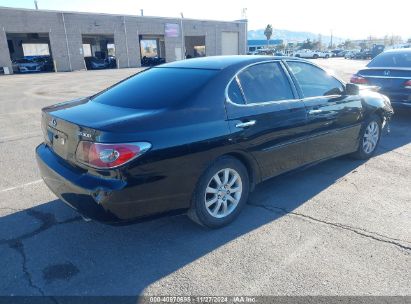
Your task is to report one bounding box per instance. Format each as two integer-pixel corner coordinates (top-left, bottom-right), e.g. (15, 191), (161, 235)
(18, 66), (42, 72)
(35, 144), (188, 224)
(391, 100), (411, 108)
(380, 91), (411, 107)
(36, 143), (126, 223)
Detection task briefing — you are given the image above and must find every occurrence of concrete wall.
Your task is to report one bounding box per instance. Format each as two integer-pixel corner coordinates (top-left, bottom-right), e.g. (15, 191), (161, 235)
(0, 7), (247, 74)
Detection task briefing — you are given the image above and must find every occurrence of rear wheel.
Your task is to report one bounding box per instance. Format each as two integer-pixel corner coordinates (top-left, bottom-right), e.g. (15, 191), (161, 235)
(352, 115), (382, 159)
(188, 156), (249, 228)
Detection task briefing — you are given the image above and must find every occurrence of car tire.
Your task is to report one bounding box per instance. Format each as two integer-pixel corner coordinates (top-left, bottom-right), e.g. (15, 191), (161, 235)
(313, 54), (319, 59)
(352, 114), (382, 160)
(295, 54), (300, 58)
(188, 156), (250, 228)
(325, 54), (330, 59)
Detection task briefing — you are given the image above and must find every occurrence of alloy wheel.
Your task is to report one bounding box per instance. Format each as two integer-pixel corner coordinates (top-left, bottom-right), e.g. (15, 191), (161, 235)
(204, 168), (243, 218)
(362, 121), (380, 154)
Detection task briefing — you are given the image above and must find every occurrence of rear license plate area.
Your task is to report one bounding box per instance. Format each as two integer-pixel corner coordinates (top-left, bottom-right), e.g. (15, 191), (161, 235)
(47, 126), (69, 158)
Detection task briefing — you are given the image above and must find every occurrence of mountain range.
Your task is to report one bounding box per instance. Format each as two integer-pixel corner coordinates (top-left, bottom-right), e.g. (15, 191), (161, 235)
(248, 28), (345, 45)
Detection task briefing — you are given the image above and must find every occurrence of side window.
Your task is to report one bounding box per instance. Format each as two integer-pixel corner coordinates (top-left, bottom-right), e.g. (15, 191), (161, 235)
(227, 78), (245, 104)
(287, 61), (344, 98)
(236, 62), (294, 103)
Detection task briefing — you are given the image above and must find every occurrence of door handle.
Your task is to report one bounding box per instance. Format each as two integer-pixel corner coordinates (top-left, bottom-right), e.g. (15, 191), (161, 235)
(235, 120), (256, 128)
(308, 109), (323, 115)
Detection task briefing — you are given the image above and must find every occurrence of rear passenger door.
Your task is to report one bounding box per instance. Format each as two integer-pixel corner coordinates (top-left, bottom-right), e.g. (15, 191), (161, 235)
(285, 60), (363, 163)
(225, 61), (308, 180)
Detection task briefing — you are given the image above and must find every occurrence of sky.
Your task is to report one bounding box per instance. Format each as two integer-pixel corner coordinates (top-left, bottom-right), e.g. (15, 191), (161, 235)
(0, 0), (410, 40)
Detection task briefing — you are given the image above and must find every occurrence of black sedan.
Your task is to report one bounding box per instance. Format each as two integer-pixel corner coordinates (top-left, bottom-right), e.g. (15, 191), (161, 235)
(36, 56), (393, 228)
(351, 48), (411, 108)
(84, 57), (109, 70)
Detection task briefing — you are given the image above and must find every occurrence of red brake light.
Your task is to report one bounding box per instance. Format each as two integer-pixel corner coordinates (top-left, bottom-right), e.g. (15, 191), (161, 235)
(404, 80), (411, 89)
(350, 75), (368, 85)
(76, 142), (151, 169)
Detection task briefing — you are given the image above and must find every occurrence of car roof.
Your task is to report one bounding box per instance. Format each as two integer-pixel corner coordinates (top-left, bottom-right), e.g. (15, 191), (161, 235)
(158, 55), (297, 70)
(384, 48), (411, 54)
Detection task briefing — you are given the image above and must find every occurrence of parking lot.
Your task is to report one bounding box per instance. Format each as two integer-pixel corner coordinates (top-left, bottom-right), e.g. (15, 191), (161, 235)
(0, 58), (410, 297)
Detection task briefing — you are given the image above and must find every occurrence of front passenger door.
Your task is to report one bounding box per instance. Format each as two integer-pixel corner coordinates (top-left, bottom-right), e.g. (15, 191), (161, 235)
(285, 60), (363, 163)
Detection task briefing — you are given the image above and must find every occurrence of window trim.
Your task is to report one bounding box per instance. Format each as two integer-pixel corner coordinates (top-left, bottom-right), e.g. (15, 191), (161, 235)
(283, 59), (346, 99)
(225, 60), (300, 107)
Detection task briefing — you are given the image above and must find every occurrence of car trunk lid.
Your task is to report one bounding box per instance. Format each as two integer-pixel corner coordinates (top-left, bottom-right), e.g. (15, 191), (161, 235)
(41, 98), (159, 163)
(358, 68), (411, 90)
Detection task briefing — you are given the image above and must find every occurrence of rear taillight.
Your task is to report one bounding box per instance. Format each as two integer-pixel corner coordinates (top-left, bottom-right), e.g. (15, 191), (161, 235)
(75, 142), (151, 169)
(404, 80), (411, 89)
(350, 75), (368, 85)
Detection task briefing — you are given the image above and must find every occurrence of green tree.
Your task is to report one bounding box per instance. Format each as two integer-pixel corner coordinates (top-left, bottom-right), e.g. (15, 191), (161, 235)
(301, 38), (314, 50)
(317, 34), (323, 50)
(276, 43), (286, 51)
(313, 40), (321, 50)
(343, 39), (354, 49)
(264, 24), (273, 48)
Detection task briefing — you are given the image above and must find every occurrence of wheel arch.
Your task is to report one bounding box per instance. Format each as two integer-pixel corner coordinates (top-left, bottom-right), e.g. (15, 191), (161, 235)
(373, 108), (387, 124)
(222, 151), (262, 192)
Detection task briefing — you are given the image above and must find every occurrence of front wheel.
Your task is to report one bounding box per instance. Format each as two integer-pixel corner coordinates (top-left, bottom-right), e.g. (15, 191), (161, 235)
(188, 156), (249, 228)
(352, 115), (382, 159)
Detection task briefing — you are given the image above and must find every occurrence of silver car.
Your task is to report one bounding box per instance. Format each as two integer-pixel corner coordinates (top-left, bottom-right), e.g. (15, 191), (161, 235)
(12, 58), (43, 73)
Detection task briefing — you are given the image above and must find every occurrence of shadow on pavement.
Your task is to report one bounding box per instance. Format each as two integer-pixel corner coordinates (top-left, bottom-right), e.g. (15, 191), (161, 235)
(0, 109), (410, 297)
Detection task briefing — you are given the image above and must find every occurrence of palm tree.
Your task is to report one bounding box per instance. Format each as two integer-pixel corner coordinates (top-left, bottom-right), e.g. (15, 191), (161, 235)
(264, 24), (273, 48)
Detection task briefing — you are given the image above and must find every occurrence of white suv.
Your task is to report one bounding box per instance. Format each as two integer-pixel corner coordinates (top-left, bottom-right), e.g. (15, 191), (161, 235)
(294, 49), (331, 59)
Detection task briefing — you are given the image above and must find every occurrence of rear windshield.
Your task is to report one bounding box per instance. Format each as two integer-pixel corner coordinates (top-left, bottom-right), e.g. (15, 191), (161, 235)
(92, 67), (218, 109)
(367, 51), (411, 68)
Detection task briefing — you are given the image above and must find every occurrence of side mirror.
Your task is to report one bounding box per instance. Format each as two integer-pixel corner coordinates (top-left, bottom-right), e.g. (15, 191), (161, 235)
(345, 83), (359, 95)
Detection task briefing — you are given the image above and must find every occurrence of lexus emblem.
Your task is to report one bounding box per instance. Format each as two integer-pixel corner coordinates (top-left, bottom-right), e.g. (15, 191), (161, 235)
(383, 70), (390, 76)
(52, 119), (57, 127)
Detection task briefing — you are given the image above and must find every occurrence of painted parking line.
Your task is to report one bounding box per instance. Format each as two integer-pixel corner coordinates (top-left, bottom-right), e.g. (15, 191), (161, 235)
(0, 179), (43, 193)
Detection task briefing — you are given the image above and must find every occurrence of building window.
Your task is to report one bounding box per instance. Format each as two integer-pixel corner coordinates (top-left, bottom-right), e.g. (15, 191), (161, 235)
(140, 39), (158, 58)
(22, 43), (50, 56)
(82, 44), (92, 57)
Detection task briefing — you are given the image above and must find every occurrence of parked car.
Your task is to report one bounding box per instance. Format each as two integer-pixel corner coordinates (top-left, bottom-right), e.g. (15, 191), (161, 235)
(12, 58), (44, 73)
(344, 50), (359, 59)
(105, 56), (117, 68)
(354, 50), (372, 60)
(331, 50), (345, 57)
(350, 48), (411, 108)
(84, 57), (108, 70)
(36, 56), (393, 228)
(371, 45), (385, 58)
(255, 49), (275, 55)
(294, 49), (331, 59)
(32, 56), (54, 71)
(141, 56), (166, 66)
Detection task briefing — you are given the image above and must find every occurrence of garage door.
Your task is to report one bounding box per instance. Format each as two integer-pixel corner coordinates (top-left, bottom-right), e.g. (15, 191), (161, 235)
(221, 32), (239, 55)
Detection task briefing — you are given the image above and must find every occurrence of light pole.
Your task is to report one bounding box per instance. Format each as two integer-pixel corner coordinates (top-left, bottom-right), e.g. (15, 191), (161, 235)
(34, 0), (38, 10)
(180, 12), (185, 60)
(330, 29), (333, 49)
(240, 8), (248, 55)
